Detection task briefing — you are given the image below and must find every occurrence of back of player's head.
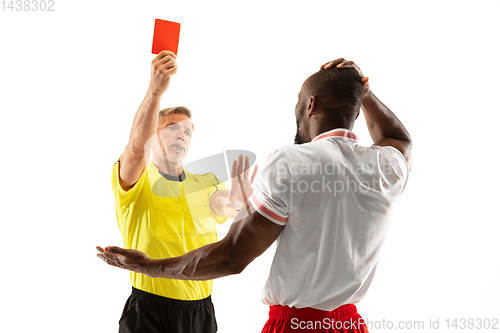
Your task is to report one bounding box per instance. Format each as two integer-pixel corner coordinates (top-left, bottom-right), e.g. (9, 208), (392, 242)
(305, 67), (363, 127)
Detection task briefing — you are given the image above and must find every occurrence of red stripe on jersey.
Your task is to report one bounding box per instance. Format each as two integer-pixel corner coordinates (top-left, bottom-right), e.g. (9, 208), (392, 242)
(312, 131), (358, 142)
(250, 194), (287, 223)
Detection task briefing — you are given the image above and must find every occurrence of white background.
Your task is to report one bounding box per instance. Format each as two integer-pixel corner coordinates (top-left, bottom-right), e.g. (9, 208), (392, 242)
(1, 1), (499, 332)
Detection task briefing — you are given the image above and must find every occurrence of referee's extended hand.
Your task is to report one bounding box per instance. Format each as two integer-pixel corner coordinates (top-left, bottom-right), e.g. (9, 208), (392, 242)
(215, 155), (258, 213)
(96, 246), (153, 276)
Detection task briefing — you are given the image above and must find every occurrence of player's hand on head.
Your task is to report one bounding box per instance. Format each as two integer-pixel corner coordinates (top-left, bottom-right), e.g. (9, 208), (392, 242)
(149, 50), (178, 96)
(320, 58), (345, 70)
(321, 58), (370, 97)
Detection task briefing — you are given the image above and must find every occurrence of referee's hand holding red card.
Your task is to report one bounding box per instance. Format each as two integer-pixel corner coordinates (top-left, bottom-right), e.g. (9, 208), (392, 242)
(148, 51), (177, 97)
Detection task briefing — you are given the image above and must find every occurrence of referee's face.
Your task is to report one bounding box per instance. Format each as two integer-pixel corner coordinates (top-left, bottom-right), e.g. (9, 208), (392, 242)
(155, 113), (193, 166)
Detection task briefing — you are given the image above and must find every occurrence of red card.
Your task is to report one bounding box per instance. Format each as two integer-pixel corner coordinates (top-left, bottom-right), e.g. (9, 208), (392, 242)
(151, 19), (181, 55)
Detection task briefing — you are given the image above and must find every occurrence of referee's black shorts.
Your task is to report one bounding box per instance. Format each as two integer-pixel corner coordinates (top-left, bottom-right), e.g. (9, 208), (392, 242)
(118, 287), (217, 333)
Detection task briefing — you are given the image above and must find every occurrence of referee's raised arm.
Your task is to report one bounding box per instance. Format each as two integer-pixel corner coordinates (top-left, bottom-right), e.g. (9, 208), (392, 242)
(118, 51), (178, 190)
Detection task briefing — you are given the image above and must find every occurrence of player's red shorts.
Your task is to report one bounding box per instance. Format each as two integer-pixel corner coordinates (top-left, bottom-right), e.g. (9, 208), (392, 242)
(261, 304), (369, 333)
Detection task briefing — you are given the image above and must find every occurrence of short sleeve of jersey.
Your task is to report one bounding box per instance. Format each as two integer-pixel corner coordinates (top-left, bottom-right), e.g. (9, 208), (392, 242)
(111, 158), (146, 208)
(371, 145), (410, 193)
(249, 149), (293, 226)
(200, 173), (229, 224)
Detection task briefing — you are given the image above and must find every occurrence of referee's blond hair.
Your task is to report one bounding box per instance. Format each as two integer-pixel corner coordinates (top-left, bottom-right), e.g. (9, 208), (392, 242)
(158, 106), (195, 130)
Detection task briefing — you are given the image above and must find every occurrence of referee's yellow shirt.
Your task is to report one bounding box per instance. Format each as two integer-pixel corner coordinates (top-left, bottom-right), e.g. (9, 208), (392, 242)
(112, 159), (228, 300)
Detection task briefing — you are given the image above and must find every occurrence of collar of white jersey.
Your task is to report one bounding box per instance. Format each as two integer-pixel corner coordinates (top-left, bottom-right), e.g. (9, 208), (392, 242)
(311, 128), (358, 142)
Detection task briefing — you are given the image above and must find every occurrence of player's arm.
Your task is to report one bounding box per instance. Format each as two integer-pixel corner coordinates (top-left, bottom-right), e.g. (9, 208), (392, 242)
(322, 59), (412, 165)
(360, 90), (412, 164)
(97, 206), (283, 280)
(119, 51), (178, 190)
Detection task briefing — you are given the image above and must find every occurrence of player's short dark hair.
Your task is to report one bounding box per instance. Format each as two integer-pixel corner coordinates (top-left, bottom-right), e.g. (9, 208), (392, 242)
(306, 67), (364, 126)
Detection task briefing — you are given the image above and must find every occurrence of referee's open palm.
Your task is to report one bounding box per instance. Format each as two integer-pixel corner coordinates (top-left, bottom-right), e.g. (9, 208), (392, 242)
(218, 155), (258, 212)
